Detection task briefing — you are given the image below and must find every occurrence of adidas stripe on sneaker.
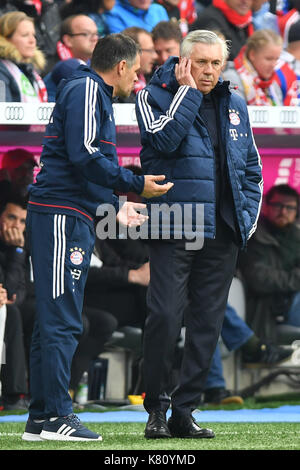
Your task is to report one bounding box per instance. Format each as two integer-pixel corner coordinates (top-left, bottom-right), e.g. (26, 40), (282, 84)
(40, 414), (102, 441)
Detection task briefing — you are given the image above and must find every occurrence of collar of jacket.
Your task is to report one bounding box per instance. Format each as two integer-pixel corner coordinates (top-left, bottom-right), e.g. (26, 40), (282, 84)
(74, 64), (114, 99)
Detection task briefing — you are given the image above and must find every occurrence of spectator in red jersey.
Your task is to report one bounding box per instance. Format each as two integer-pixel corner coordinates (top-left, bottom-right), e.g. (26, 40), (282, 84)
(223, 28), (298, 105)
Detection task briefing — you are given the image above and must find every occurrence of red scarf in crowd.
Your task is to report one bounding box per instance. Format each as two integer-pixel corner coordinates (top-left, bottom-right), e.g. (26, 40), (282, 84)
(213, 0), (254, 35)
(24, 0), (42, 15)
(56, 41), (73, 61)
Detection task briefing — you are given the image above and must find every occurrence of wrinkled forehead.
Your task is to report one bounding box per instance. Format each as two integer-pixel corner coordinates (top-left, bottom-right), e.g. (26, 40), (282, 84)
(189, 42), (224, 61)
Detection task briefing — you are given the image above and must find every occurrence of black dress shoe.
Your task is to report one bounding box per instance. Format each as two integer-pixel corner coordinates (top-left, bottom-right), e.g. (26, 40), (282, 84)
(144, 410), (171, 439)
(168, 414), (215, 439)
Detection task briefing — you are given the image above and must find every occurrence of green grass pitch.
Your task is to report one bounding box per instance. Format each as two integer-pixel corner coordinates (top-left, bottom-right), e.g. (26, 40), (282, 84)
(1, 421), (300, 451)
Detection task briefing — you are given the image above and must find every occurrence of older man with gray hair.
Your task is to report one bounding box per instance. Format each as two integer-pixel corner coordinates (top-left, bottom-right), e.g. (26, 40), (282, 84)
(136, 30), (263, 439)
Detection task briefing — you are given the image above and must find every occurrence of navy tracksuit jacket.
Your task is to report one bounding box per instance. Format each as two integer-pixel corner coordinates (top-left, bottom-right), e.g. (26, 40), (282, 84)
(27, 65), (144, 419)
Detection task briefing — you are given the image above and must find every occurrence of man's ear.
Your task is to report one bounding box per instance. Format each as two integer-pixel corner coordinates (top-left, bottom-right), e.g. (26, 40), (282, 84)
(116, 59), (127, 76)
(62, 34), (72, 49)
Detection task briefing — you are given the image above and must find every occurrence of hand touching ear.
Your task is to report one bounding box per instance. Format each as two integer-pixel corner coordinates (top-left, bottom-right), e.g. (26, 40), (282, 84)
(175, 57), (197, 88)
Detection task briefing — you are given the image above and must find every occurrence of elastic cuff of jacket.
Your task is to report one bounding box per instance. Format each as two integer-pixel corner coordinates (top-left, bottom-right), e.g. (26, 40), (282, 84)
(133, 174), (144, 195)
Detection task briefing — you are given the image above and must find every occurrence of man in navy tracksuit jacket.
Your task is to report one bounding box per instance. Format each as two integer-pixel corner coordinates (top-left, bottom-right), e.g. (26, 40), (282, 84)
(135, 30), (263, 439)
(22, 34), (172, 442)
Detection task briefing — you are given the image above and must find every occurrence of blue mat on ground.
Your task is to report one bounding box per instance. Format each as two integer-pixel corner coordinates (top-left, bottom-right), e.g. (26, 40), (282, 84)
(1, 405), (300, 423)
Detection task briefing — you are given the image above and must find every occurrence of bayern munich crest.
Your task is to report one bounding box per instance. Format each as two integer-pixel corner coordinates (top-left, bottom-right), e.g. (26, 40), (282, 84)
(70, 247), (85, 265)
(229, 110), (240, 126)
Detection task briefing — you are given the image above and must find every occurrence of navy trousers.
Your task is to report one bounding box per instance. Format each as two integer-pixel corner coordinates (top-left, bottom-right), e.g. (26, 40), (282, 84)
(26, 211), (95, 419)
(143, 221), (239, 416)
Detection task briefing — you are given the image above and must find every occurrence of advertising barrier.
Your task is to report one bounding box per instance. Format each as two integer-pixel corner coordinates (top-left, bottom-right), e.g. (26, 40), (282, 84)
(0, 104), (299, 193)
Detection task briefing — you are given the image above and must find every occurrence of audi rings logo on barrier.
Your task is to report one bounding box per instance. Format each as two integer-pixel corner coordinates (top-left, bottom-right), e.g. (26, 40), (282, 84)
(5, 105), (24, 121)
(279, 109), (298, 125)
(250, 108), (269, 125)
(36, 106), (53, 122)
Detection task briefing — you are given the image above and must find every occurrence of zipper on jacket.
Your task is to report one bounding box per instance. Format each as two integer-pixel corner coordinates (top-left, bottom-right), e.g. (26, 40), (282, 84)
(218, 92), (248, 247)
(197, 115), (217, 239)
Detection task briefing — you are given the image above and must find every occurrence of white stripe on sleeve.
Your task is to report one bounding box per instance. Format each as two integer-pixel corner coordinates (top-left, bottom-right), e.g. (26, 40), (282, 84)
(84, 77), (99, 154)
(138, 85), (190, 134)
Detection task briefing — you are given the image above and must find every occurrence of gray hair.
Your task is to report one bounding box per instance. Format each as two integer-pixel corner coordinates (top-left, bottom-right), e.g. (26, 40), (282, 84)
(180, 30), (230, 64)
